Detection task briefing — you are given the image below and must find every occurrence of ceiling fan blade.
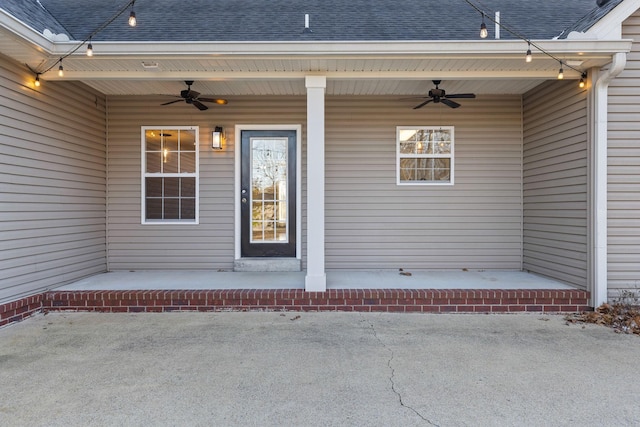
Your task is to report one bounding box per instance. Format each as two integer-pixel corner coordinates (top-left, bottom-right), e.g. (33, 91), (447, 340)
(445, 93), (476, 99)
(192, 100), (208, 111)
(400, 96), (429, 100)
(441, 99), (461, 108)
(198, 97), (228, 105)
(161, 99), (184, 106)
(186, 90), (201, 99)
(413, 99), (434, 109)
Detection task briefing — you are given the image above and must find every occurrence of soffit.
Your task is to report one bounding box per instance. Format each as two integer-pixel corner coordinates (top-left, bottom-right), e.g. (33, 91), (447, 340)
(39, 49), (618, 96)
(78, 79), (543, 97)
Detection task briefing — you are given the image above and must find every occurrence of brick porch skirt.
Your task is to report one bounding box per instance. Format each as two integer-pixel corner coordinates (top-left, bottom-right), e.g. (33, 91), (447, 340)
(1, 289), (590, 327)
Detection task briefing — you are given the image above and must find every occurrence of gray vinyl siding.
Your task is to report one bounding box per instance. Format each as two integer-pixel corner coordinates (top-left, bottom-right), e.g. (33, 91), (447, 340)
(0, 54), (107, 304)
(324, 96), (523, 270)
(522, 80), (588, 289)
(106, 96), (307, 270)
(608, 12), (640, 298)
(107, 95), (522, 271)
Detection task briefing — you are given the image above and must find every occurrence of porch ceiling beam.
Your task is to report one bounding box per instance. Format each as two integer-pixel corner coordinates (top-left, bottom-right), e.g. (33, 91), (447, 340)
(42, 69), (587, 82)
(48, 40), (633, 57)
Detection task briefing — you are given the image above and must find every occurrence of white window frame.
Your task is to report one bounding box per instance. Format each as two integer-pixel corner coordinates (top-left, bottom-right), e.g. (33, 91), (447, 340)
(396, 126), (455, 186)
(141, 126), (199, 224)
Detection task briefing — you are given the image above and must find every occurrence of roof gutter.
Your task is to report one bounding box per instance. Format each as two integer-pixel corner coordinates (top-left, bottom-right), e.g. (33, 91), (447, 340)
(47, 39), (632, 57)
(590, 51), (627, 307)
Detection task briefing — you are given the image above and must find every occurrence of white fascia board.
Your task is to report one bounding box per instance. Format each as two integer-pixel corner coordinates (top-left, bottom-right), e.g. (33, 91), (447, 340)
(583, 0), (640, 40)
(52, 39), (633, 58)
(0, 9), (56, 52)
(44, 69), (586, 81)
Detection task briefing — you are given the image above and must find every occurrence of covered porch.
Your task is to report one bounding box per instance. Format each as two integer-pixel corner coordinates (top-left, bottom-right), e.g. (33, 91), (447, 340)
(49, 41), (626, 307)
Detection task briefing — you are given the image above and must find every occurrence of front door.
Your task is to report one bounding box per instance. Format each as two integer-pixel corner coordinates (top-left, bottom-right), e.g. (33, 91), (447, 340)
(241, 130), (297, 257)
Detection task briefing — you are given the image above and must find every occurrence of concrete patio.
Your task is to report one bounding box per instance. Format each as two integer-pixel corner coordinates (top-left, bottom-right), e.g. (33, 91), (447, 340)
(1, 311), (638, 426)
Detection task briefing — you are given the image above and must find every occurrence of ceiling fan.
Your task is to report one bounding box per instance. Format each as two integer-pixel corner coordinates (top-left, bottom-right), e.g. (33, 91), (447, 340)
(410, 80), (476, 109)
(161, 81), (228, 111)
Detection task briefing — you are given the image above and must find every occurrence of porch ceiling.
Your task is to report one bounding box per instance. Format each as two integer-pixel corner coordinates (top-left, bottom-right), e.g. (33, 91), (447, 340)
(37, 52), (602, 96)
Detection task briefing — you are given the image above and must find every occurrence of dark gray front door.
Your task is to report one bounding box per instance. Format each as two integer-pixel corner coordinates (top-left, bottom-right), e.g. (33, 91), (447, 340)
(241, 130), (296, 257)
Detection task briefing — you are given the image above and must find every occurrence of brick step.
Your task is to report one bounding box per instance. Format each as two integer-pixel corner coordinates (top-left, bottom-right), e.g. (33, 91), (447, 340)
(0, 294), (45, 327)
(2, 289), (591, 327)
(44, 289), (589, 314)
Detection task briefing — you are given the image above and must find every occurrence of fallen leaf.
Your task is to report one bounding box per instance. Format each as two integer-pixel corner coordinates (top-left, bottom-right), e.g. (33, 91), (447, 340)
(564, 302), (640, 335)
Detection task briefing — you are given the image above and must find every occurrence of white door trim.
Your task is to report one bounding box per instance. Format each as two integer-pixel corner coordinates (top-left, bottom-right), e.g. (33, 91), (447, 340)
(234, 124), (302, 261)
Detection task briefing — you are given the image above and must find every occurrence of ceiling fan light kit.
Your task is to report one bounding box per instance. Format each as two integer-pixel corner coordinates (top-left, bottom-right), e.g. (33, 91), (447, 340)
(410, 80), (476, 110)
(161, 81), (228, 111)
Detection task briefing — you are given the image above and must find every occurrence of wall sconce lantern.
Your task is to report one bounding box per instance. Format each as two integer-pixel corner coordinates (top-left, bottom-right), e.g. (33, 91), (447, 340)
(212, 126), (224, 150)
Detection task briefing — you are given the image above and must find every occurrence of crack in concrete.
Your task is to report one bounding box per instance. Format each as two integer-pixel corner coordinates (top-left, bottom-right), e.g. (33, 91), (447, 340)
(363, 316), (440, 426)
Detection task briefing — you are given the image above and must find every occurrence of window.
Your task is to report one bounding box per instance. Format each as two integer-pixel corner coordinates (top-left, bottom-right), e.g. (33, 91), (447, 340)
(397, 126), (454, 185)
(141, 127), (198, 223)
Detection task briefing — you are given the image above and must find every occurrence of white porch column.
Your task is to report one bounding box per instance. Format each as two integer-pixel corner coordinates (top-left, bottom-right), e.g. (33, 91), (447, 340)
(591, 53), (626, 307)
(305, 75), (327, 291)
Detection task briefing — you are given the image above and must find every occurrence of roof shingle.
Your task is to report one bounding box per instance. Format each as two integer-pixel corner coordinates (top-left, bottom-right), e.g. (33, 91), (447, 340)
(1, 0), (69, 37)
(2, 0), (618, 42)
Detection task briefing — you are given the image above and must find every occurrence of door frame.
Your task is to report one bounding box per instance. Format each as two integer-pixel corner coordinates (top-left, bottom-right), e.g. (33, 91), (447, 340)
(235, 124), (302, 260)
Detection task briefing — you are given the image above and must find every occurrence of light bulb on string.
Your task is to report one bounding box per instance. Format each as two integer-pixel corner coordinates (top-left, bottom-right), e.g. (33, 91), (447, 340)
(525, 43), (532, 63)
(86, 40), (93, 56)
(128, 1), (137, 27)
(557, 62), (564, 80)
(480, 14), (488, 38)
(58, 60), (64, 77)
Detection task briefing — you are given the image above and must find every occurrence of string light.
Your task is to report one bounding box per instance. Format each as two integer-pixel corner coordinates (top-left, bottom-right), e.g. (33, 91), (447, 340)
(479, 14), (488, 38)
(29, 0), (588, 90)
(557, 62), (564, 80)
(31, 0), (137, 86)
(128, 1), (137, 27)
(464, 0), (585, 84)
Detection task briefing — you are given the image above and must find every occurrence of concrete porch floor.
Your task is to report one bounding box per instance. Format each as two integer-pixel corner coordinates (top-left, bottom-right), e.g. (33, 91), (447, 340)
(55, 269), (576, 291)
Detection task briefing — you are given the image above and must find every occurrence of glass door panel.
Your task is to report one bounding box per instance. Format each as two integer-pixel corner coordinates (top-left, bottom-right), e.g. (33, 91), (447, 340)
(250, 138), (288, 243)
